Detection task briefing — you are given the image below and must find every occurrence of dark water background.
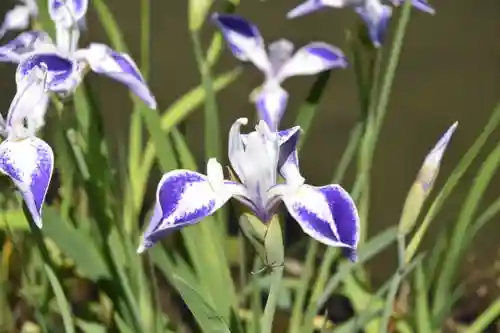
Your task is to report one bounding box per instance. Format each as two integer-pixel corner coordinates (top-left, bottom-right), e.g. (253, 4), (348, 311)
(1, 0), (500, 304)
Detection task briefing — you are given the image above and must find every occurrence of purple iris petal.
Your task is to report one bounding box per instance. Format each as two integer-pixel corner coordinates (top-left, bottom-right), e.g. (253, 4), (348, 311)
(211, 13), (263, 61)
(319, 185), (359, 249)
(390, 0), (435, 14)
(281, 184), (359, 261)
(277, 42), (347, 80)
(79, 43), (157, 109)
(0, 137), (54, 228)
(16, 52), (77, 92)
(138, 170), (227, 252)
(356, 4), (392, 48)
(286, 0), (328, 19)
(0, 31), (52, 63)
(49, 0), (89, 23)
(255, 86), (289, 131)
(277, 126), (301, 178)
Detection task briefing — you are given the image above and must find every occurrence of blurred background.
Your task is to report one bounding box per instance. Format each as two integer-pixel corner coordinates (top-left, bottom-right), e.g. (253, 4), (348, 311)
(1, 0), (500, 329)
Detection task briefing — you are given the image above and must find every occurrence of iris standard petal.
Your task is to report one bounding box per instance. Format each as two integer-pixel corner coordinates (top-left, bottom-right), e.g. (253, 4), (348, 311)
(77, 43), (157, 109)
(277, 42), (347, 81)
(287, 0), (362, 18)
(355, 3), (392, 48)
(48, 0), (89, 27)
(277, 126), (303, 184)
(279, 183), (359, 260)
(0, 137), (54, 228)
(389, 0), (435, 14)
(7, 65), (48, 138)
(138, 168), (231, 252)
(16, 52), (79, 92)
(212, 13), (271, 75)
(254, 85), (289, 131)
(0, 31), (53, 63)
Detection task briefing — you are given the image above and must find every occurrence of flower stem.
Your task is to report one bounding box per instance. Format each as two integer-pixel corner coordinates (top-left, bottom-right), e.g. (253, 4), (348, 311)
(260, 217), (284, 333)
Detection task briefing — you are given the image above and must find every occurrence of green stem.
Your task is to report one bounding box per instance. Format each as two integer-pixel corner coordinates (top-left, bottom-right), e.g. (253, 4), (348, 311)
(260, 218), (284, 333)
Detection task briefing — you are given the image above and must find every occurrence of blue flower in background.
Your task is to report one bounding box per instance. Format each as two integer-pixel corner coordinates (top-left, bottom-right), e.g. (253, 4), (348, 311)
(388, 0), (434, 14)
(137, 117), (360, 261)
(287, 0), (434, 47)
(212, 13), (347, 130)
(0, 65), (54, 228)
(0, 0), (38, 39)
(0, 0), (156, 111)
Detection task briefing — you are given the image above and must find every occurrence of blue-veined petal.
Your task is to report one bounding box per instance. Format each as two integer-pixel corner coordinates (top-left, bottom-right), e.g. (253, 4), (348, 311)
(48, 0), (88, 27)
(389, 0), (435, 14)
(212, 13), (271, 75)
(277, 183), (359, 261)
(276, 42), (347, 81)
(254, 85), (289, 131)
(277, 126), (303, 184)
(287, 0), (362, 18)
(0, 137), (54, 228)
(0, 31), (53, 63)
(76, 43), (157, 109)
(138, 159), (234, 253)
(356, 3), (392, 48)
(16, 51), (79, 93)
(7, 65), (49, 139)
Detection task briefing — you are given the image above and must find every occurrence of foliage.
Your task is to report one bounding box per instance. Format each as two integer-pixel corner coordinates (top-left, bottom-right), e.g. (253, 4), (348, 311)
(0, 0), (499, 332)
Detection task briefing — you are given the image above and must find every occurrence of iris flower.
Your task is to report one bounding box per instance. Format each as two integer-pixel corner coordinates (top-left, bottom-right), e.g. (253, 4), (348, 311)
(0, 64), (54, 228)
(287, 0), (435, 47)
(137, 117), (360, 261)
(212, 13), (347, 131)
(0, 0), (156, 116)
(0, 0), (38, 39)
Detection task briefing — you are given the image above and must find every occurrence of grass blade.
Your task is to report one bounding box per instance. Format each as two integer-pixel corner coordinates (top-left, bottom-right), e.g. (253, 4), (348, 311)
(432, 143), (500, 316)
(44, 264), (76, 333)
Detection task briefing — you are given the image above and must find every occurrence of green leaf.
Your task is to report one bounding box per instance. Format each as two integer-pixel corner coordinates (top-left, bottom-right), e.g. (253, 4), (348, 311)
(0, 209), (29, 230)
(188, 0), (214, 32)
(294, 71), (332, 150)
(42, 208), (110, 280)
(432, 143), (500, 316)
(92, 0), (128, 52)
(75, 320), (107, 333)
(414, 262), (432, 333)
(44, 264), (76, 333)
(114, 313), (136, 333)
(172, 275), (232, 333)
(317, 226), (398, 308)
(466, 297), (500, 333)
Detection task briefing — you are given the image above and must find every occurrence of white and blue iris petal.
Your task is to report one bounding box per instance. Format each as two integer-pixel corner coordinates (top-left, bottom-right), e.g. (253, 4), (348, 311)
(0, 0), (38, 40)
(212, 13), (347, 130)
(287, 0), (433, 47)
(355, 0), (392, 48)
(0, 31), (52, 63)
(138, 118), (360, 261)
(16, 51), (81, 93)
(48, 0), (89, 53)
(389, 0), (434, 14)
(0, 0), (156, 109)
(0, 65), (54, 228)
(75, 44), (157, 109)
